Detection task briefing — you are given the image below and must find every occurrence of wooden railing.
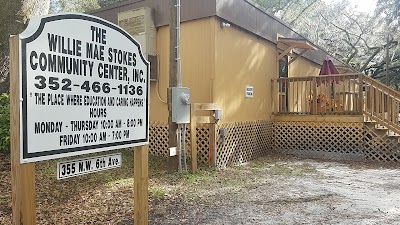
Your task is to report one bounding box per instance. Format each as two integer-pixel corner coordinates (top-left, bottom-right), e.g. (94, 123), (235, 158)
(272, 73), (400, 134)
(363, 75), (400, 134)
(272, 73), (364, 115)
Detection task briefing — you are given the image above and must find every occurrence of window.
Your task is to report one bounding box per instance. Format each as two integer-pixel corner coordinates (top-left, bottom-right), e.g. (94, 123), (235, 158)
(279, 55), (288, 78)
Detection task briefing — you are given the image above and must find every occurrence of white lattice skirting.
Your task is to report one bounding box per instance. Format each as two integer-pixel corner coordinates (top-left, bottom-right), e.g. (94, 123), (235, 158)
(149, 120), (400, 169)
(216, 121), (273, 169)
(274, 121), (400, 162)
(149, 120), (274, 169)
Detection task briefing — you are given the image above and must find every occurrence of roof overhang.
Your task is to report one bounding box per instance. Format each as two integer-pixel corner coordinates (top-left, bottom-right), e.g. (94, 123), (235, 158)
(277, 37), (318, 65)
(90, 0), (349, 67)
(278, 37), (318, 50)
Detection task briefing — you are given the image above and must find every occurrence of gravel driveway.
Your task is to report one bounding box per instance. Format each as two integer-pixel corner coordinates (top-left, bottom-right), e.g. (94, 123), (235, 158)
(1, 153), (400, 224)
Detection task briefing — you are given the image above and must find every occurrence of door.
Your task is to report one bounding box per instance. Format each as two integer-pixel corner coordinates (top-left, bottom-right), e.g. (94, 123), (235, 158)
(278, 55), (289, 112)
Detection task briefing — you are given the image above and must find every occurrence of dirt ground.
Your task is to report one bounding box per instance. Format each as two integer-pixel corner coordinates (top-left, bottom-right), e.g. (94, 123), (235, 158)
(1, 151), (400, 225)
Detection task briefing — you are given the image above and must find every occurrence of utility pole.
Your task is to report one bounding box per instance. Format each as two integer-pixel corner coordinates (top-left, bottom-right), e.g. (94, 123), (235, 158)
(168, 0), (178, 170)
(385, 18), (391, 86)
(385, 32), (390, 86)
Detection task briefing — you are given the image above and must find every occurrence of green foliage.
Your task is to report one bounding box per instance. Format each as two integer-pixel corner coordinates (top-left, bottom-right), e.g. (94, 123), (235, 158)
(49, 0), (129, 13)
(376, 0), (400, 23)
(150, 188), (167, 200)
(0, 1), (23, 56)
(255, 0), (400, 88)
(98, 0), (127, 8)
(0, 93), (10, 153)
(50, 0), (100, 13)
(0, 0), (50, 94)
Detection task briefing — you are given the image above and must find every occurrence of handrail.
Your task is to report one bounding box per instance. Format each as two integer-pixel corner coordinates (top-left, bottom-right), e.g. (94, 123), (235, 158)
(363, 75), (400, 100)
(271, 73), (364, 81)
(362, 75), (400, 134)
(272, 73), (400, 134)
(272, 73), (362, 115)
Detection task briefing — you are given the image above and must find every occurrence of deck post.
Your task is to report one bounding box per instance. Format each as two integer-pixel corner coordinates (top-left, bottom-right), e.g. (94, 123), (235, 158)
(312, 77), (317, 115)
(358, 74), (364, 114)
(272, 80), (277, 114)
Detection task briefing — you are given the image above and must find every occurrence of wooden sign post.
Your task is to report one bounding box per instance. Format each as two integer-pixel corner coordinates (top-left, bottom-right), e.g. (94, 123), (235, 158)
(10, 35), (36, 225)
(134, 145), (149, 225)
(10, 13), (150, 224)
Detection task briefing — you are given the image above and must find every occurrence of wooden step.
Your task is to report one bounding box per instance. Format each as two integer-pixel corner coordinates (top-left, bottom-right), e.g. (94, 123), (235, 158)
(375, 124), (388, 130)
(387, 131), (400, 137)
(362, 114), (400, 138)
(363, 115), (375, 123)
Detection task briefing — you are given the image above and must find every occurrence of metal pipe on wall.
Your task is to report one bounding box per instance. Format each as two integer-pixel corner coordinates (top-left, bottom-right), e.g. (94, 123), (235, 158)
(176, 0), (182, 87)
(213, 123), (217, 169)
(177, 124), (182, 173)
(183, 124), (187, 172)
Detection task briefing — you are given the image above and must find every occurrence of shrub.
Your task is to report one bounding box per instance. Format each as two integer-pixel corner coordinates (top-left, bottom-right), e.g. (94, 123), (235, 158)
(0, 93), (10, 153)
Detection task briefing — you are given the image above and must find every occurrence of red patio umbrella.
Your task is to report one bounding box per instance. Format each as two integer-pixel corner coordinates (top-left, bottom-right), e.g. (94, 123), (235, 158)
(319, 57), (339, 75)
(317, 57), (343, 112)
(318, 57), (341, 85)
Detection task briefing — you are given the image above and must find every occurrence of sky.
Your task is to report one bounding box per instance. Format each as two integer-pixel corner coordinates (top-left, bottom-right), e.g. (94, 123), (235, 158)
(348, 0), (378, 13)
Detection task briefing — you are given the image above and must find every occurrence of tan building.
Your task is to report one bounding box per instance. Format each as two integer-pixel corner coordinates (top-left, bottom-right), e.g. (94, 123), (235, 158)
(92, 0), (400, 168)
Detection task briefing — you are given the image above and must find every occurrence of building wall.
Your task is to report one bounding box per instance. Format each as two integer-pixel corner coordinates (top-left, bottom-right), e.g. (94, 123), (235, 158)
(289, 56), (321, 77)
(150, 17), (215, 122)
(213, 18), (323, 122)
(123, 14), (324, 123)
(151, 16), (336, 168)
(212, 19), (333, 168)
(214, 19), (277, 122)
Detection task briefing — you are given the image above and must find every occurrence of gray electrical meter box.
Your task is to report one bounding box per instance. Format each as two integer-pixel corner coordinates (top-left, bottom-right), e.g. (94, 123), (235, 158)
(172, 87), (190, 124)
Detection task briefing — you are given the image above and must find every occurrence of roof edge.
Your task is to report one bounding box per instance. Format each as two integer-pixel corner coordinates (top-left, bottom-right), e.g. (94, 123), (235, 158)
(89, 0), (355, 69)
(216, 0), (351, 68)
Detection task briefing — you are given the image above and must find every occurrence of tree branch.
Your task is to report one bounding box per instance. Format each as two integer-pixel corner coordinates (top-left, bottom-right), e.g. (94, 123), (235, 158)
(289, 0), (318, 26)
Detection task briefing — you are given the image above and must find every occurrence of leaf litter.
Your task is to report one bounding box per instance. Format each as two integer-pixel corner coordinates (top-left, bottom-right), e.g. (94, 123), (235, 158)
(1, 151), (400, 224)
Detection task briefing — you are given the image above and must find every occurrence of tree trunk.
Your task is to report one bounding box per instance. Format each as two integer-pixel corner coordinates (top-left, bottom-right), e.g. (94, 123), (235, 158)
(0, 0), (49, 94)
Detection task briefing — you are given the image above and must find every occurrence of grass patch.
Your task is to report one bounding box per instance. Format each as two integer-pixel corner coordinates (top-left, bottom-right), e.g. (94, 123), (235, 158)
(150, 188), (167, 200)
(294, 163), (318, 175)
(249, 159), (273, 169)
(106, 178), (133, 189)
(0, 195), (8, 203)
(269, 193), (334, 204)
(33, 149), (136, 203)
(182, 171), (214, 183)
(36, 160), (56, 179)
(268, 164), (293, 175)
(268, 163), (318, 176)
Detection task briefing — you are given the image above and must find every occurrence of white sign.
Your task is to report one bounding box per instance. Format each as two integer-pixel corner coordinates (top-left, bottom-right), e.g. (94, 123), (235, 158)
(169, 147), (177, 156)
(19, 14), (149, 163)
(245, 86), (254, 98)
(57, 153), (121, 180)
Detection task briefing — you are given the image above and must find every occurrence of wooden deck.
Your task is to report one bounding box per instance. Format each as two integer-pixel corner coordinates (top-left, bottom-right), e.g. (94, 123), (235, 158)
(272, 73), (400, 134)
(272, 73), (364, 115)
